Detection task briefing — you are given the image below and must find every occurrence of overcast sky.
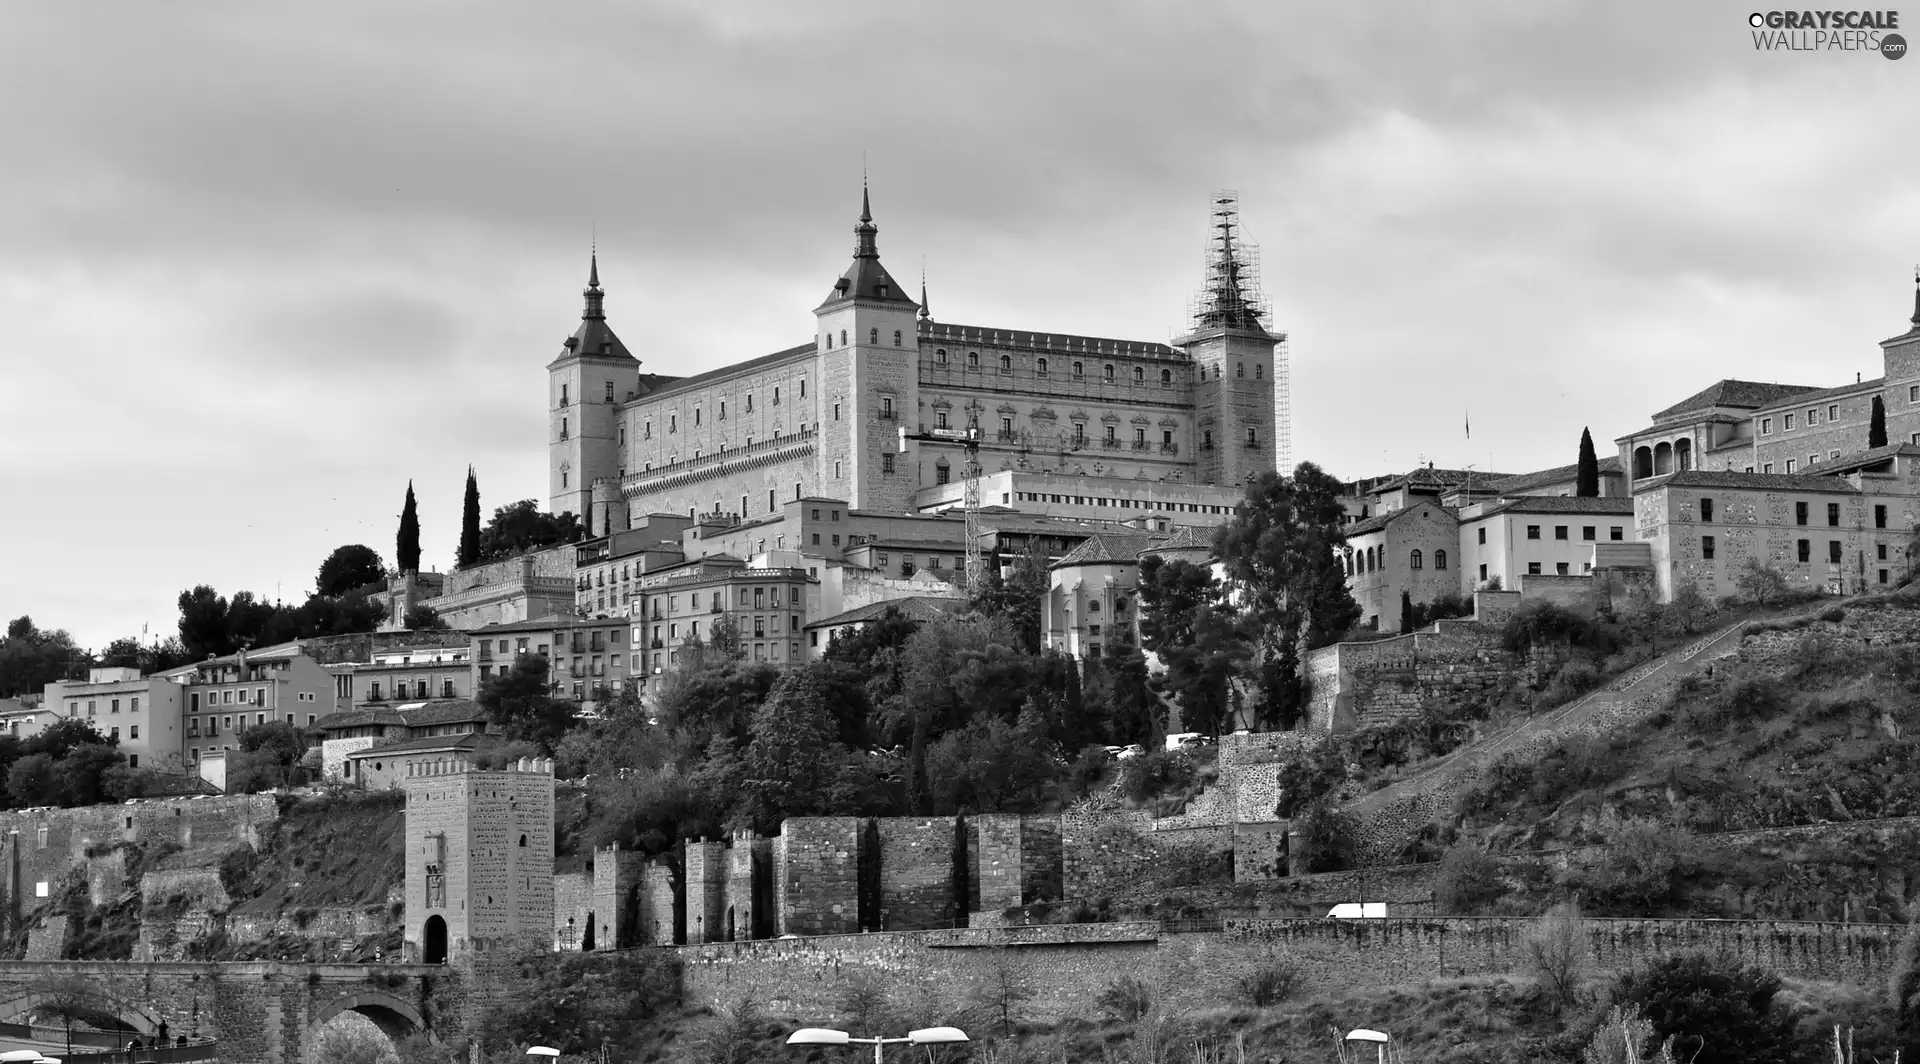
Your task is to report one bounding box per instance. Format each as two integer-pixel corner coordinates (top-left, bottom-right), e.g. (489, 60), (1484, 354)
(3, 1), (1916, 651)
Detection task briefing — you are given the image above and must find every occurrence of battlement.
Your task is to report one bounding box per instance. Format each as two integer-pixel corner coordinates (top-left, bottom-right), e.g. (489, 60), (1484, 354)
(402, 756), (555, 780)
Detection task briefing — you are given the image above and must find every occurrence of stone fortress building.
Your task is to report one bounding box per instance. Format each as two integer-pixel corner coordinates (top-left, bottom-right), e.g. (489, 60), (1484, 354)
(546, 188), (1289, 541)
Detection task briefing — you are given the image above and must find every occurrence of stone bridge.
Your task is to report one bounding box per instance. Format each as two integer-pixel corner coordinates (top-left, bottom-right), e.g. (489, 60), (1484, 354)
(0, 961), (453, 1064)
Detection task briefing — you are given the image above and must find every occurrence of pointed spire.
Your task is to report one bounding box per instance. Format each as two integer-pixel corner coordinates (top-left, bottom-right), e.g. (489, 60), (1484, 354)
(1911, 264), (1919, 327)
(919, 260), (932, 322)
(582, 245), (605, 322)
(853, 181), (878, 259)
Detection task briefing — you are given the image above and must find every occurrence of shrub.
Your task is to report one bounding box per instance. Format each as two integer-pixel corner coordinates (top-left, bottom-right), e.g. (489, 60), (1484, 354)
(1433, 842), (1503, 916)
(1504, 602), (1614, 656)
(1098, 974), (1155, 1022)
(1613, 953), (1796, 1064)
(1821, 607), (1847, 623)
(1736, 560), (1792, 607)
(1563, 818), (1700, 916)
(1119, 749), (1194, 805)
(1523, 903), (1588, 1016)
(1235, 962), (1298, 1007)
(1536, 660), (1603, 710)
(1293, 802), (1358, 873)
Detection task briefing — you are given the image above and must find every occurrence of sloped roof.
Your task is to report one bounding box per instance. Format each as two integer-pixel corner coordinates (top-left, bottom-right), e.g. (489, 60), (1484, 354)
(920, 321), (1178, 359)
(1795, 442), (1920, 474)
(1637, 470), (1862, 494)
(314, 708), (406, 731)
(1484, 457), (1624, 494)
(1345, 505), (1458, 537)
(1139, 525), (1212, 556)
(1651, 379), (1822, 420)
(399, 700), (491, 727)
(636, 343), (816, 404)
(1752, 376), (1885, 410)
(1051, 532), (1161, 569)
(345, 732), (499, 760)
(1371, 467), (1517, 494)
(1468, 496), (1636, 518)
(805, 596), (965, 631)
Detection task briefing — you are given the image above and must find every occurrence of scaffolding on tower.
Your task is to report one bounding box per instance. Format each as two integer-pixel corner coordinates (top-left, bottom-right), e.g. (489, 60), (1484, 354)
(1188, 191), (1291, 476)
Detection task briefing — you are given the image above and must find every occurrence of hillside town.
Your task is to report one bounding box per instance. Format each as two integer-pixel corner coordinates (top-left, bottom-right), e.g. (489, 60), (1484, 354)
(8, 5), (1920, 1064)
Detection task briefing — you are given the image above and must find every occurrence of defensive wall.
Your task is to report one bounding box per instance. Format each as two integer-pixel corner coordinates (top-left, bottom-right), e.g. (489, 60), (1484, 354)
(0, 960), (451, 1064)
(674, 916), (1899, 1021)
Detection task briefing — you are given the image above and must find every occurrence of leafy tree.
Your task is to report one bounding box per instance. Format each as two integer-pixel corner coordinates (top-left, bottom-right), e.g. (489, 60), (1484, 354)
(403, 604), (447, 631)
(0, 617), (84, 699)
(1613, 953), (1796, 1064)
(1524, 902), (1588, 1016)
(924, 709), (1056, 814)
(970, 544), (1049, 654)
(397, 480), (422, 574)
(477, 655), (576, 752)
(1294, 801), (1357, 873)
(1734, 559), (1791, 607)
(6, 753), (56, 807)
(1136, 554), (1251, 737)
(738, 670), (848, 831)
(457, 466), (481, 569)
(1214, 463), (1361, 729)
(1892, 919), (1920, 1061)
(52, 744), (123, 807)
(317, 544), (385, 597)
(1433, 842), (1503, 915)
(308, 1015), (398, 1064)
(477, 500), (585, 563)
(1399, 590), (1415, 634)
(1872, 394), (1889, 449)
(477, 951), (678, 1057)
(1577, 427), (1601, 497)
(176, 586), (232, 659)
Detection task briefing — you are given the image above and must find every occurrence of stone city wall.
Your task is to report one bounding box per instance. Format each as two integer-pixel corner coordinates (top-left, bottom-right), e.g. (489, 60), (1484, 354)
(674, 917), (1898, 1023)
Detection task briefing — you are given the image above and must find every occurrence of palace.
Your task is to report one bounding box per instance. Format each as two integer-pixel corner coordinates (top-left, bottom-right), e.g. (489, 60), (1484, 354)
(546, 189), (1288, 552)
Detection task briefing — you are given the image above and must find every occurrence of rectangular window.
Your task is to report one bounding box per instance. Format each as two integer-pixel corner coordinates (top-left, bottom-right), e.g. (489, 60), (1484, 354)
(1797, 539), (1810, 563)
(1911, 385), (1918, 403)
(1477, 528), (1486, 545)
(1554, 526), (1568, 540)
(1764, 463), (1774, 473)
(1527, 562), (1542, 575)
(1525, 525), (1540, 540)
(1829, 541), (1843, 564)
(1830, 404), (1839, 420)
(1478, 564), (1487, 580)
(1882, 569), (1891, 584)
(1807, 407), (1817, 424)
(1762, 417), (1773, 435)
(1875, 504), (1887, 528)
(130, 697), (139, 712)
(1700, 497), (1714, 522)
(1610, 526), (1623, 541)
(833, 403), (841, 421)
(1580, 526), (1595, 541)
(1555, 562), (1569, 575)
(1828, 502), (1840, 526)
(1796, 501), (1808, 525)
(1879, 543), (1890, 560)
(1702, 535), (1715, 560)
(130, 725), (138, 739)
(882, 453), (895, 474)
(1784, 413), (1795, 430)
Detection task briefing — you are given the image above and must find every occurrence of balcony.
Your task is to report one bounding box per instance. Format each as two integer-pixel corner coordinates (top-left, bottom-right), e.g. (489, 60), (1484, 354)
(995, 431), (1020, 444)
(1131, 440), (1151, 452)
(650, 639), (664, 649)
(569, 666), (586, 679)
(711, 603), (723, 613)
(1100, 438), (1121, 450)
(1160, 442), (1180, 455)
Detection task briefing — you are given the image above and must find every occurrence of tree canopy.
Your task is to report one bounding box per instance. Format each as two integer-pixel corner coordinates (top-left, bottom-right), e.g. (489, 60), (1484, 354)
(477, 500), (585, 563)
(316, 544), (385, 597)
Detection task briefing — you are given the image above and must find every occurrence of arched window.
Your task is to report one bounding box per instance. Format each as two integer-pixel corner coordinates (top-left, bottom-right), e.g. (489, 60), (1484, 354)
(1368, 548), (1377, 572)
(1104, 364), (1116, 381)
(1344, 551), (1354, 576)
(1435, 549), (1448, 571)
(1037, 358), (1048, 374)
(1237, 362), (1245, 378)
(1161, 368), (1172, 384)
(1255, 364), (1263, 379)
(893, 330), (902, 347)
(1199, 366), (1207, 381)
(869, 327), (878, 345)
(936, 348), (948, 364)
(1133, 366), (1144, 383)
(999, 354), (1011, 371)
(968, 351), (980, 368)
(1410, 550), (1423, 570)
(1072, 361), (1084, 377)
(840, 329), (847, 346)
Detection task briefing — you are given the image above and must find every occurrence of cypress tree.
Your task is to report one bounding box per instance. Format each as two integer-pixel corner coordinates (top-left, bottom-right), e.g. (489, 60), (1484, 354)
(1871, 395), (1889, 449)
(1400, 590), (1415, 634)
(396, 481), (421, 574)
(951, 812), (970, 928)
(457, 466), (481, 569)
(1575, 428), (1600, 497)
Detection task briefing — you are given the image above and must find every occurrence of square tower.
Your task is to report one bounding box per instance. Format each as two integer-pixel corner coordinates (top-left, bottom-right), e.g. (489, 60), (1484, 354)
(813, 187), (922, 512)
(1182, 192), (1283, 487)
(402, 756), (556, 965)
(548, 254), (642, 528)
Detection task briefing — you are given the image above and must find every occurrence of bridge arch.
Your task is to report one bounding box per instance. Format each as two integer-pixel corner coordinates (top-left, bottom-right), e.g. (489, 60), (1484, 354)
(0, 991), (163, 1038)
(306, 990), (427, 1046)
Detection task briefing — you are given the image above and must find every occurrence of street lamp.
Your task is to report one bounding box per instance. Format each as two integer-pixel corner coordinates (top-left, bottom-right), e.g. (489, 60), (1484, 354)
(525, 1048), (560, 1059)
(1345, 1028), (1392, 1064)
(787, 1026), (970, 1062)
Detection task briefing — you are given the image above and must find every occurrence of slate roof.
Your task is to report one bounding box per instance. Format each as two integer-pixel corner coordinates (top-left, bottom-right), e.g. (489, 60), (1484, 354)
(920, 321), (1178, 358)
(1651, 380), (1822, 421)
(635, 343), (817, 404)
(1637, 470), (1862, 494)
(1484, 457), (1624, 494)
(314, 708), (407, 731)
(804, 596), (965, 631)
(398, 700), (491, 727)
(818, 189), (918, 310)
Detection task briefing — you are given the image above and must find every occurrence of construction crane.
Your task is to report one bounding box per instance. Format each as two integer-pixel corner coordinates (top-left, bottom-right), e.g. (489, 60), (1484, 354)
(899, 415), (985, 593)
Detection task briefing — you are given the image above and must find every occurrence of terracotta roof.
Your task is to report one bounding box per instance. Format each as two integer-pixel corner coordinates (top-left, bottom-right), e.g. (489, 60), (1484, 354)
(314, 708), (406, 731)
(805, 596), (965, 631)
(1372, 467), (1516, 493)
(1651, 379), (1822, 420)
(1467, 496), (1635, 518)
(1752, 376), (1885, 410)
(1139, 525), (1212, 555)
(1800, 442), (1920, 473)
(1051, 532), (1161, 568)
(1345, 505), (1458, 537)
(398, 700), (492, 727)
(1484, 457), (1623, 494)
(1636, 470), (1862, 494)
(345, 732), (499, 760)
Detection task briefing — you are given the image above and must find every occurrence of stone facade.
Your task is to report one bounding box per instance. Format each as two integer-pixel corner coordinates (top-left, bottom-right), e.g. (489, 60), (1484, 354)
(400, 756), (555, 965)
